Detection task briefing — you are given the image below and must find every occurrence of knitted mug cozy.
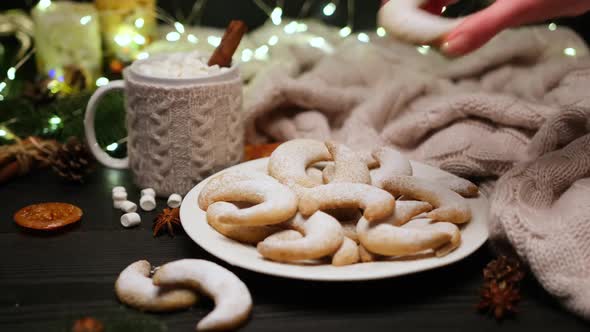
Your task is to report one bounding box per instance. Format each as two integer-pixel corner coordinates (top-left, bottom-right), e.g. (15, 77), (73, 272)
(125, 70), (244, 197)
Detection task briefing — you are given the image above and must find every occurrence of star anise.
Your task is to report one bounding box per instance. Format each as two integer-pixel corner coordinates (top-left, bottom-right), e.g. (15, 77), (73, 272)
(477, 280), (521, 320)
(477, 255), (525, 320)
(483, 255), (525, 285)
(153, 207), (181, 237)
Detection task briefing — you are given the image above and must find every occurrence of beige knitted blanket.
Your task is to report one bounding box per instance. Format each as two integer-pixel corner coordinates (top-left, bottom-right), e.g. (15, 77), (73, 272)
(244, 26), (590, 319)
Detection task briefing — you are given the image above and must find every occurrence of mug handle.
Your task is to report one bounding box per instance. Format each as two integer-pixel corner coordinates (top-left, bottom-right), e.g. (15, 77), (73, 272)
(84, 80), (129, 169)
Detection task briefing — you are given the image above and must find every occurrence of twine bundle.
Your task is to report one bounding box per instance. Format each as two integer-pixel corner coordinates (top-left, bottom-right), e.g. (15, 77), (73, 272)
(0, 136), (60, 184)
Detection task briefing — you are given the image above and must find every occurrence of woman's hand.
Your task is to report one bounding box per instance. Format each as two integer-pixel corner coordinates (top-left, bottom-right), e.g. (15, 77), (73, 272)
(381, 0), (590, 56)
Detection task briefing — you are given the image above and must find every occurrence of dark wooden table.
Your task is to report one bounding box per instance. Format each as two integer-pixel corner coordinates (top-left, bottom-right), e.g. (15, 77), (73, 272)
(1, 167), (588, 332)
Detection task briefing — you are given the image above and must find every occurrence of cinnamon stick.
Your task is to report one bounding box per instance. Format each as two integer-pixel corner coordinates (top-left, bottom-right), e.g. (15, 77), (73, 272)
(208, 20), (248, 67)
(0, 161), (20, 184)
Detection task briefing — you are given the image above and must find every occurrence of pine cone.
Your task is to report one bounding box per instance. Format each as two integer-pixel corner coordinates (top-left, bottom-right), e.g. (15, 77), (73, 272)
(483, 255), (525, 285)
(22, 78), (56, 106)
(51, 137), (95, 183)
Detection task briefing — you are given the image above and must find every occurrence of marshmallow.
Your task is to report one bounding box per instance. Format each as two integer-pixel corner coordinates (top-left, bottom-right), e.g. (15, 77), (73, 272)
(140, 195), (156, 211)
(133, 51), (228, 79)
(121, 213), (141, 228)
(112, 186), (126, 193)
(113, 191), (127, 201)
(167, 193), (182, 208)
(141, 188), (156, 197)
(113, 190), (128, 209)
(120, 200), (138, 213)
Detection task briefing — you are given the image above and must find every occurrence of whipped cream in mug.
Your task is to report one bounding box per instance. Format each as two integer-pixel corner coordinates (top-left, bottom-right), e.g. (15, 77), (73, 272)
(133, 51), (229, 79)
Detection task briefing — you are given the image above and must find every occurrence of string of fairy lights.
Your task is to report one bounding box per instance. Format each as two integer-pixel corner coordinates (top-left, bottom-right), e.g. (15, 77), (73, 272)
(0, 0), (576, 144)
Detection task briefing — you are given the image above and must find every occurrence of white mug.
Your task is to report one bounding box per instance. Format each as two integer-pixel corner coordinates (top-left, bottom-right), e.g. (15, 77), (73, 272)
(84, 57), (244, 196)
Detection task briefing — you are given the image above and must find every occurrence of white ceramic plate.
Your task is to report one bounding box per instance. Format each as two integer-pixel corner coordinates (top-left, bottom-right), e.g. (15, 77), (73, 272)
(180, 158), (489, 281)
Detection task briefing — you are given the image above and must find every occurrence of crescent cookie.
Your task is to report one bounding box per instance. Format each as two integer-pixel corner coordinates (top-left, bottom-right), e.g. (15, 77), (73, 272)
(403, 218), (461, 257)
(357, 200), (447, 256)
(257, 211), (344, 263)
(323, 208), (362, 243)
(298, 183), (396, 222)
(207, 203), (286, 244)
(380, 176), (471, 224)
(152, 259), (252, 331)
(199, 172), (298, 226)
(324, 141), (371, 184)
(268, 139), (332, 188)
(332, 237), (361, 266)
(378, 200), (433, 226)
(198, 170), (274, 210)
(322, 163), (336, 184)
(430, 174), (479, 198)
(378, 0), (463, 44)
(306, 166), (325, 186)
(371, 147), (413, 188)
(340, 219), (360, 243)
(357, 217), (451, 257)
(358, 244), (378, 263)
(115, 260), (198, 312)
(323, 152), (379, 184)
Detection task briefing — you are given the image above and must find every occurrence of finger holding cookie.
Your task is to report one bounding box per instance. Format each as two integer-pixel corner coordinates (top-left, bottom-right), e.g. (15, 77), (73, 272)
(378, 0), (462, 45)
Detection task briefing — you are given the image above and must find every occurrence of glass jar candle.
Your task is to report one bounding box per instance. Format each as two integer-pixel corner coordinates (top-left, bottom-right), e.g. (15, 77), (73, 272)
(94, 0), (156, 62)
(32, 1), (102, 87)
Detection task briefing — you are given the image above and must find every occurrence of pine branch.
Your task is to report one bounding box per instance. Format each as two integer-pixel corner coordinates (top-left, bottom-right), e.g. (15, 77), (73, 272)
(0, 90), (127, 152)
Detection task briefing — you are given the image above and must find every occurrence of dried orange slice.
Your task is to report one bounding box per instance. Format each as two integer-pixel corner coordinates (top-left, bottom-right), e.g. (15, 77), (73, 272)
(14, 202), (83, 230)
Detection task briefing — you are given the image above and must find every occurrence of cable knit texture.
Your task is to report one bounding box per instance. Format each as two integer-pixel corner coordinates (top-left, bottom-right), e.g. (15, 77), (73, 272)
(126, 76), (243, 197)
(244, 26), (590, 319)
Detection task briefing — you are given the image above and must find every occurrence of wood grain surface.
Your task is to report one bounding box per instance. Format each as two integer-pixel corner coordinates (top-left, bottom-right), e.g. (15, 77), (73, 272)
(0, 167), (588, 331)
